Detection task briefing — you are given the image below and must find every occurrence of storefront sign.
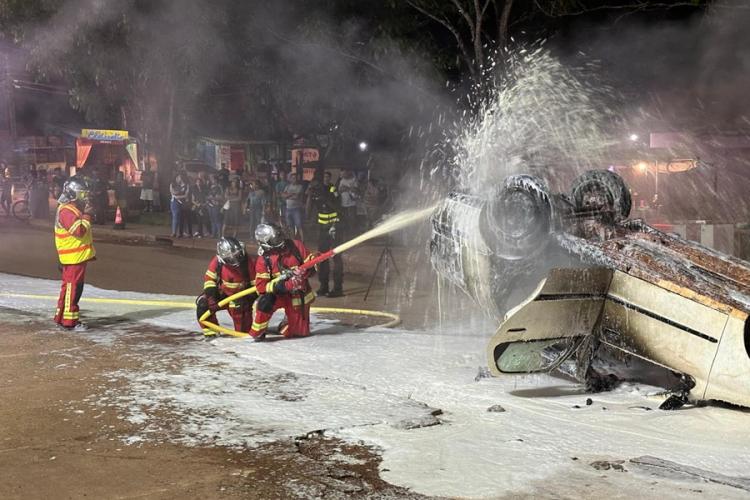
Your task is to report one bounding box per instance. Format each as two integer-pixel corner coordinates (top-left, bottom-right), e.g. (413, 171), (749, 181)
(81, 129), (129, 142)
(291, 147), (319, 167)
(217, 144), (231, 169)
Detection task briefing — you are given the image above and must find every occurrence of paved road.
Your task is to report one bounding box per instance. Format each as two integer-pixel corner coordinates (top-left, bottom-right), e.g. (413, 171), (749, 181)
(0, 217), (437, 327)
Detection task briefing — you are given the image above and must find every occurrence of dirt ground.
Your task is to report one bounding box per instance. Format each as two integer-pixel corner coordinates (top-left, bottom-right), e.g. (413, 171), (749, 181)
(0, 316), (431, 499)
(0, 219), (440, 499)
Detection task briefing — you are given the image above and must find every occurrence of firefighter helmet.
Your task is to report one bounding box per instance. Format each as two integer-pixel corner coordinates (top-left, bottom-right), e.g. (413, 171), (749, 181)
(62, 176), (90, 204)
(216, 237), (246, 267)
(255, 223), (285, 251)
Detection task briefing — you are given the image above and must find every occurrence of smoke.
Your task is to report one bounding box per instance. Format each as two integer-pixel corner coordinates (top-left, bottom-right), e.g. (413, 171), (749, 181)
(551, 0), (750, 222)
(11, 0), (448, 176)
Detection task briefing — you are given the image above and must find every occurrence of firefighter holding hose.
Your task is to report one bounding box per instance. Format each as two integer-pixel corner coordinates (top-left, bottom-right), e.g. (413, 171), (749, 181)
(196, 237), (257, 337)
(250, 223), (315, 340)
(54, 177), (96, 330)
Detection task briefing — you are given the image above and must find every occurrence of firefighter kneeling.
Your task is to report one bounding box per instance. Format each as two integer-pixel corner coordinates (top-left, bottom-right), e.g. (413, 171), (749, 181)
(196, 237), (257, 337)
(250, 223), (316, 341)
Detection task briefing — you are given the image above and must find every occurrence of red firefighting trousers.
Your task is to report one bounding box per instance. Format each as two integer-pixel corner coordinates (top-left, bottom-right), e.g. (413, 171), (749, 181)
(55, 263), (86, 328)
(250, 294), (310, 338)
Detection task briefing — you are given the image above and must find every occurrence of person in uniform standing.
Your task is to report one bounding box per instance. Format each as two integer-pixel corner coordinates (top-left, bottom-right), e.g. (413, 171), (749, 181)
(53, 177), (96, 330)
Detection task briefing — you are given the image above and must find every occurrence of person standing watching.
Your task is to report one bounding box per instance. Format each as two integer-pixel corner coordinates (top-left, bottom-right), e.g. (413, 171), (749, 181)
(54, 177), (96, 330)
(245, 180), (267, 235)
(113, 171), (128, 224)
(91, 168), (109, 225)
(140, 165), (155, 212)
(1, 166), (12, 216)
(192, 174), (210, 238)
(222, 176), (243, 238)
(282, 172), (305, 241)
(337, 169), (359, 240)
(169, 173), (189, 237)
(206, 174), (224, 238)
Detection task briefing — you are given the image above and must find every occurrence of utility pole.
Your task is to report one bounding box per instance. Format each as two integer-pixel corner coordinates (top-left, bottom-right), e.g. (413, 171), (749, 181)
(3, 52), (17, 141)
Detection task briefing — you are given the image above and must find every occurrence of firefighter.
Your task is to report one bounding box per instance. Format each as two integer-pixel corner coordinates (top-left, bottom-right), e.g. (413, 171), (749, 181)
(312, 172), (343, 297)
(54, 177), (96, 330)
(196, 237), (257, 337)
(250, 223), (316, 341)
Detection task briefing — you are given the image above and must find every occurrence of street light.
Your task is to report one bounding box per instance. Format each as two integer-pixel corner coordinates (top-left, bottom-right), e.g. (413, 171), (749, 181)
(629, 133), (639, 142)
(358, 141), (368, 152)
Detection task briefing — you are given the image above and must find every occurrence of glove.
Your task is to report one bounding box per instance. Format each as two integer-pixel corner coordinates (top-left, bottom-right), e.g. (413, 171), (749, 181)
(287, 272), (306, 291)
(328, 224), (337, 240)
(206, 296), (220, 313)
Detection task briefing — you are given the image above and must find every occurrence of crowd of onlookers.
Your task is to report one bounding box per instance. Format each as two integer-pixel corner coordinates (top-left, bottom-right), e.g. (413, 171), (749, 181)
(1, 160), (394, 248)
(1, 162), (70, 219)
(0, 162), (134, 224)
(167, 163), (392, 244)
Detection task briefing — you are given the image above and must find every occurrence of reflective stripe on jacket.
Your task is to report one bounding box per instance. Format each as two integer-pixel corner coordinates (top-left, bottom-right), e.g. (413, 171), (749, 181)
(55, 203), (96, 265)
(317, 211), (339, 225)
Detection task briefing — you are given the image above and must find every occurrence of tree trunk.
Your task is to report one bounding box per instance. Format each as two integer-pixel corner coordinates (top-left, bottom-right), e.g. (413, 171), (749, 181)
(498, 0), (514, 48)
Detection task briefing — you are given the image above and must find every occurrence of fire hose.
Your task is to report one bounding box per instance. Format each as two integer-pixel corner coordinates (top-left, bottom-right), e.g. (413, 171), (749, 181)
(198, 206), (436, 337)
(198, 246), (400, 338)
(198, 284), (401, 338)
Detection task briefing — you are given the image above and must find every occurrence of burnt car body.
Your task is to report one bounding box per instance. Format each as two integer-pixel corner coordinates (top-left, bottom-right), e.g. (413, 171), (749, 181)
(430, 170), (750, 407)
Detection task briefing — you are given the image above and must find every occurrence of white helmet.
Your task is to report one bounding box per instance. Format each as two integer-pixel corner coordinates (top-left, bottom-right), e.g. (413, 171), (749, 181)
(216, 237), (246, 267)
(61, 176), (90, 204)
(254, 223), (285, 251)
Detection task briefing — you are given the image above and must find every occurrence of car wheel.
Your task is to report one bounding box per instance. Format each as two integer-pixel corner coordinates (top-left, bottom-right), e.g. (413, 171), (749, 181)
(570, 170), (632, 221)
(480, 174), (553, 260)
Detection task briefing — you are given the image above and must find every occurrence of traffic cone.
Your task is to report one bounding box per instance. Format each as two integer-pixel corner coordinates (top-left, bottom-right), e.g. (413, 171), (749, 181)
(113, 205), (125, 230)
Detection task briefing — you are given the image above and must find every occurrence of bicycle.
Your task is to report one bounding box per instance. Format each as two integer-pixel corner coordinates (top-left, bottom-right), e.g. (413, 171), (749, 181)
(11, 191), (31, 221)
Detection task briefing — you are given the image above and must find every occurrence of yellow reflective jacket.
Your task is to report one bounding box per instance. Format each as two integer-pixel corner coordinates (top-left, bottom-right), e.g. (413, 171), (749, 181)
(54, 203), (96, 265)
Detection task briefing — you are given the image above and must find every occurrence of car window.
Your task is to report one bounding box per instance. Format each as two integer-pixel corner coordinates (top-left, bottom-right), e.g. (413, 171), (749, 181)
(495, 337), (583, 374)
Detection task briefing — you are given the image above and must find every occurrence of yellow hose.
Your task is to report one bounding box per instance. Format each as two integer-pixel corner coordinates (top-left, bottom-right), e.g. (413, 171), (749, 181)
(1, 290), (401, 337)
(197, 286), (401, 337)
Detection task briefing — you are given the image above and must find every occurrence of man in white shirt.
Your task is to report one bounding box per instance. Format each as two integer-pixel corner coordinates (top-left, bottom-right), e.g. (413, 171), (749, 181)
(337, 169), (359, 240)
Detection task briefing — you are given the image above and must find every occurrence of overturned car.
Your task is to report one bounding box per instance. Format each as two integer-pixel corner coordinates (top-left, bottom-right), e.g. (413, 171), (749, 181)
(430, 170), (750, 408)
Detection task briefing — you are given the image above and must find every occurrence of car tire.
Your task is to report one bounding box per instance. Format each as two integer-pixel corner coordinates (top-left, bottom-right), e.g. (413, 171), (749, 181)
(480, 174), (553, 260)
(570, 170), (632, 221)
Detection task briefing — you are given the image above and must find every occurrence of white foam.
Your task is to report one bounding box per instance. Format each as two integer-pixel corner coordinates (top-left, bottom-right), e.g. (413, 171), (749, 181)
(2, 272), (749, 498)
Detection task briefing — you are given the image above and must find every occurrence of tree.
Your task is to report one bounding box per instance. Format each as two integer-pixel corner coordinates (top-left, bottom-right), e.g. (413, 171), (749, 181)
(2, 0), (231, 180)
(405, 0), (516, 83)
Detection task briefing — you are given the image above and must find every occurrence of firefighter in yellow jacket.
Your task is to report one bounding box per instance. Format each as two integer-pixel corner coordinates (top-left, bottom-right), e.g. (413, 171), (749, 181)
(54, 177), (96, 330)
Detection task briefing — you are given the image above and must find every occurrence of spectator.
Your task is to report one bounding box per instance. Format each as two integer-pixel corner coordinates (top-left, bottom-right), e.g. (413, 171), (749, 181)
(113, 171), (128, 223)
(222, 176), (243, 237)
(182, 179), (195, 238)
(192, 174), (210, 238)
(169, 173), (190, 237)
(337, 169), (359, 239)
(27, 170), (39, 218)
(0, 165), (12, 216)
(91, 168), (109, 225)
(245, 180), (267, 236)
(35, 169), (50, 219)
(50, 167), (66, 200)
(282, 172), (305, 241)
(206, 174), (224, 238)
(217, 163), (230, 190)
(140, 165), (155, 212)
(274, 171), (288, 222)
